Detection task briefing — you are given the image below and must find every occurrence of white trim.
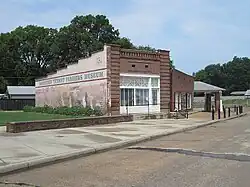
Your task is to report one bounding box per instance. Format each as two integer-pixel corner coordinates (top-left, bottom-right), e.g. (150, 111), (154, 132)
(119, 76), (161, 114)
(120, 105), (160, 114)
(120, 73), (160, 78)
(120, 86), (152, 89)
(188, 93), (192, 109)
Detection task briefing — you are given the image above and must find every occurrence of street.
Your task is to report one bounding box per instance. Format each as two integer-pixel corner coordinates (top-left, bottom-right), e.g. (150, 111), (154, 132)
(1, 115), (250, 187)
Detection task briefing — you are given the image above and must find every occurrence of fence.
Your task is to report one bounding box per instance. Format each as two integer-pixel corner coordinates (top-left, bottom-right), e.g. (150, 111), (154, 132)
(194, 96), (250, 109)
(0, 99), (35, 111)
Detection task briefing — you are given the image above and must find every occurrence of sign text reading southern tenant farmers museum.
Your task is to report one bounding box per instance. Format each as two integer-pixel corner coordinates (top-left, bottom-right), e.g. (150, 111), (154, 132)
(37, 69), (106, 87)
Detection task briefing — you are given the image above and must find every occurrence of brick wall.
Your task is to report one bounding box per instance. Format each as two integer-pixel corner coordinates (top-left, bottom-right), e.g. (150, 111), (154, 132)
(6, 115), (133, 133)
(107, 46), (171, 114)
(170, 69), (194, 111)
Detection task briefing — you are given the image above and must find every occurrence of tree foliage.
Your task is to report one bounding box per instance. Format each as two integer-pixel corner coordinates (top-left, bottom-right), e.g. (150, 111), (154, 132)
(55, 14), (120, 65)
(0, 26), (58, 89)
(195, 56), (250, 94)
(0, 77), (7, 92)
(113, 37), (134, 49)
(0, 14), (176, 93)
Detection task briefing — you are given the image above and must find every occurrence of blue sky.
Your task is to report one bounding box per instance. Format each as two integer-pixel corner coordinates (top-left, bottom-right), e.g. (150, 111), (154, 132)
(1, 0), (250, 74)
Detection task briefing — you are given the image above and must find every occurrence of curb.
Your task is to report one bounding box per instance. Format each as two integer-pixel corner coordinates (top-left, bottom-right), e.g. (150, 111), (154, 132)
(0, 113), (247, 176)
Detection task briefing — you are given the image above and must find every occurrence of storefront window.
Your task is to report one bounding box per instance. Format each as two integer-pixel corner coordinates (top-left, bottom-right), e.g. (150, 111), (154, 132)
(151, 78), (159, 87)
(152, 89), (158, 105)
(136, 89), (149, 106)
(120, 88), (134, 106)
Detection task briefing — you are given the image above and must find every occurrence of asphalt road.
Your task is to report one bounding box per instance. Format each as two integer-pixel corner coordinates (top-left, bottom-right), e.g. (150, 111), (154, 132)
(1, 115), (250, 187)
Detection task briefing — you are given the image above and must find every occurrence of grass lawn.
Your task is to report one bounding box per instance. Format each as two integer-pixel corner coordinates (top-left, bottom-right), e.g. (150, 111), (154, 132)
(223, 99), (250, 107)
(0, 111), (76, 126)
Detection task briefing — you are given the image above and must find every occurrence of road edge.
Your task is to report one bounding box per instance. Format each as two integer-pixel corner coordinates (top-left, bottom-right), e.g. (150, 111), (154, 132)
(0, 113), (247, 176)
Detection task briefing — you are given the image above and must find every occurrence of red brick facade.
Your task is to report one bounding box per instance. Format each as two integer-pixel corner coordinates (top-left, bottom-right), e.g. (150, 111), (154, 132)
(170, 69), (194, 111)
(106, 45), (171, 115)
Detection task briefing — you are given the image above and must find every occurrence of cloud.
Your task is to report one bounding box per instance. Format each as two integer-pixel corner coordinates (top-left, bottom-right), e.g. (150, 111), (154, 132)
(0, 0), (95, 32)
(0, 0), (250, 73)
(110, 0), (250, 73)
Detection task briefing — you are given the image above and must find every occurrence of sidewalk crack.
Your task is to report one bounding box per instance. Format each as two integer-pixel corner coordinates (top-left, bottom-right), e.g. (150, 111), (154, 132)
(128, 146), (250, 162)
(0, 181), (40, 187)
(23, 144), (48, 156)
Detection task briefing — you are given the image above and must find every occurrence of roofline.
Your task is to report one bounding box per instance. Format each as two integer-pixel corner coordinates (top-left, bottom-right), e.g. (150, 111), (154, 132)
(36, 47), (106, 82)
(173, 68), (194, 79)
(194, 81), (226, 92)
(194, 89), (225, 93)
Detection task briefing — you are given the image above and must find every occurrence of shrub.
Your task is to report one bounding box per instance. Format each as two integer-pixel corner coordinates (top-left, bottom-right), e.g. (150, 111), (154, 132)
(23, 105), (34, 112)
(23, 105), (103, 117)
(93, 106), (103, 116)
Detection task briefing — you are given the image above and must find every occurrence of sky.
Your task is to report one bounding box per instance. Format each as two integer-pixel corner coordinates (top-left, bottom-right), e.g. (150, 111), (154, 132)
(1, 0), (250, 75)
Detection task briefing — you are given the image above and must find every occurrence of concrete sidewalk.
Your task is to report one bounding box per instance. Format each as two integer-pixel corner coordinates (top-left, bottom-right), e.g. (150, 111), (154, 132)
(0, 114), (246, 175)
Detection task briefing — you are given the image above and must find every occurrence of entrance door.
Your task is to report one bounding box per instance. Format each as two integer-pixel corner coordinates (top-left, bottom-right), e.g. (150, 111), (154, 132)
(175, 93), (179, 111)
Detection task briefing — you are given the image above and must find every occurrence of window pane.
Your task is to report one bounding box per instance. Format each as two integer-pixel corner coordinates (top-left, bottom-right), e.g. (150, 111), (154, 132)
(152, 89), (158, 105)
(128, 89), (134, 106)
(136, 89), (142, 106)
(121, 88), (134, 106)
(136, 89), (140, 106)
(151, 78), (159, 87)
(143, 89), (149, 105)
(136, 89), (149, 106)
(124, 89), (128, 106)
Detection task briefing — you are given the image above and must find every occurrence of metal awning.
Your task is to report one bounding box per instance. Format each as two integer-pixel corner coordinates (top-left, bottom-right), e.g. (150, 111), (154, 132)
(194, 81), (225, 93)
(245, 90), (250, 96)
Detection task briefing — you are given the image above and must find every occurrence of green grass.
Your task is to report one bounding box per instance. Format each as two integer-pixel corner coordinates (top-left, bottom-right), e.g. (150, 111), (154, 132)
(0, 111), (77, 126)
(223, 99), (250, 107)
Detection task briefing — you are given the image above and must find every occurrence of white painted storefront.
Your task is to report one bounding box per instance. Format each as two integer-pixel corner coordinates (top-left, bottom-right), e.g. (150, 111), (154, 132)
(120, 73), (160, 114)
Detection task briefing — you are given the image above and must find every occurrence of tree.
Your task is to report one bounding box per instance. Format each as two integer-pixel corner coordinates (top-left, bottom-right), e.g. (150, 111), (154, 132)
(195, 64), (224, 85)
(0, 76), (7, 93)
(136, 45), (156, 52)
(0, 32), (20, 86)
(0, 13), (179, 89)
(11, 25), (58, 85)
(56, 14), (120, 65)
(195, 56), (250, 94)
(113, 37), (134, 49)
(170, 59), (175, 69)
(0, 26), (58, 86)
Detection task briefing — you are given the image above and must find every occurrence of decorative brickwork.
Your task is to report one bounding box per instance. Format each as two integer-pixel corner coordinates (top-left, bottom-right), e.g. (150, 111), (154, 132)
(108, 45), (121, 115)
(158, 50), (171, 113)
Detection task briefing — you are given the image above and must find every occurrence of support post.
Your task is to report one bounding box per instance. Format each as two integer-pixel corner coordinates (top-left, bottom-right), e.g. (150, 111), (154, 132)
(126, 102), (129, 116)
(223, 106), (226, 118)
(215, 92), (221, 112)
(186, 93), (188, 111)
(212, 106), (215, 120)
(148, 99), (150, 117)
(228, 107), (231, 117)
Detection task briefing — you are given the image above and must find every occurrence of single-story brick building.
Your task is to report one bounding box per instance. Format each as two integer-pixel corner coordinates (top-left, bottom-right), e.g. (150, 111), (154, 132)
(35, 44), (193, 115)
(35, 44), (170, 115)
(170, 69), (194, 112)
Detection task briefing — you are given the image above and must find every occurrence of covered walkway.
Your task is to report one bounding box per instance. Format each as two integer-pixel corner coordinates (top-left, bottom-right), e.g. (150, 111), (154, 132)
(194, 81), (225, 112)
